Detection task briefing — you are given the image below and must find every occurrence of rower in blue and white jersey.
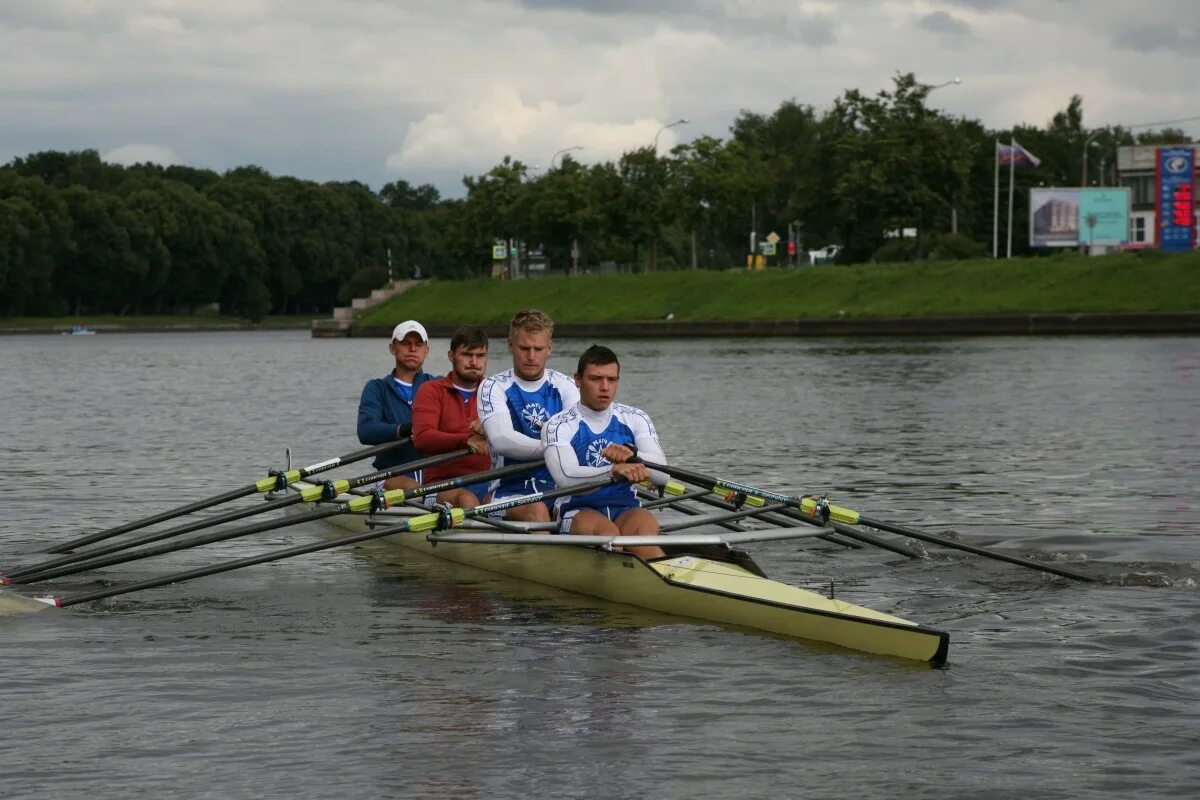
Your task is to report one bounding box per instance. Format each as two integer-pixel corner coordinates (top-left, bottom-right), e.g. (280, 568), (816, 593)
(541, 344), (668, 559)
(477, 309), (580, 522)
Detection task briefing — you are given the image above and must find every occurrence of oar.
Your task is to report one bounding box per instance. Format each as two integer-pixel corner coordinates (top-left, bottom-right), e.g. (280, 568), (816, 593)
(48, 475), (625, 608)
(7, 458), (543, 586)
(5, 449), (474, 582)
(669, 487), (923, 557)
(635, 485), (888, 553)
(640, 460), (1095, 583)
(44, 439), (418, 553)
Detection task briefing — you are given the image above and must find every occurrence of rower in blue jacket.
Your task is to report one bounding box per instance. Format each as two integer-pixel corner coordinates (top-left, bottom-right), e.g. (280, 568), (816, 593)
(356, 320), (436, 489)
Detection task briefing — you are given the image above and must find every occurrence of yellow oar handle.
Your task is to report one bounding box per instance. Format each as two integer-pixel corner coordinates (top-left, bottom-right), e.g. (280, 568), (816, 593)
(709, 487), (767, 508)
(647, 479), (688, 496)
(255, 470), (302, 493)
(797, 496), (860, 525)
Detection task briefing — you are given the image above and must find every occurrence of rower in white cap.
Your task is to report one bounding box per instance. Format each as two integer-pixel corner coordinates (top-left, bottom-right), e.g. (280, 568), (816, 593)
(356, 320), (436, 489)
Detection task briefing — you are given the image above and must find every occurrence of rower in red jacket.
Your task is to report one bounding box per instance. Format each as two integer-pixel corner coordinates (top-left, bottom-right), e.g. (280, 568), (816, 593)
(412, 326), (492, 509)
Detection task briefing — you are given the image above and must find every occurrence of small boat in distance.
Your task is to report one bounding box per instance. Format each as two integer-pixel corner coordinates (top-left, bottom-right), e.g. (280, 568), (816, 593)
(65, 325), (96, 335)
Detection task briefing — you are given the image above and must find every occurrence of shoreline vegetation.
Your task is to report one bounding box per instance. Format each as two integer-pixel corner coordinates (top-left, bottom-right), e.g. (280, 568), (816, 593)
(357, 251), (1200, 327)
(4, 251), (1197, 337)
(0, 315), (316, 334)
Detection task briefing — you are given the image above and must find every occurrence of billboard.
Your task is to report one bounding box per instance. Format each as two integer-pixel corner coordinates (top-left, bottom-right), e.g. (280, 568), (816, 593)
(1156, 147), (1196, 252)
(1030, 188), (1130, 248)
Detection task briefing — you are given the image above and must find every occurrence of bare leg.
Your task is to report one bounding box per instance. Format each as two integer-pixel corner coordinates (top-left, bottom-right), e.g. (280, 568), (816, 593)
(615, 507), (664, 560)
(563, 509), (619, 536)
(567, 508), (663, 560)
(505, 502), (551, 524)
(383, 475), (420, 491)
(436, 488), (481, 510)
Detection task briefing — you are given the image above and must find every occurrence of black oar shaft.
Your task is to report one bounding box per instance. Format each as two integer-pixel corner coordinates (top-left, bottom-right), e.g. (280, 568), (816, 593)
(21, 456), (545, 585)
(644, 460), (1091, 581)
(45, 438), (415, 554)
(9, 494), (306, 580)
(57, 476), (619, 608)
(660, 502), (791, 533)
(16, 505), (349, 584)
(855, 514), (1095, 583)
(45, 485), (258, 553)
(58, 517), (413, 608)
(15, 449), (476, 580)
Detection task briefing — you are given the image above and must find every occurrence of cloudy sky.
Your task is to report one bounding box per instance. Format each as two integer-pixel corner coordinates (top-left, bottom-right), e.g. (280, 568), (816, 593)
(2, 0), (1198, 197)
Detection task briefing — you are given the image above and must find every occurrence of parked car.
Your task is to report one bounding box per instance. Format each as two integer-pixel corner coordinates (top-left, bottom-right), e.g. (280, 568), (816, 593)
(807, 244), (842, 264)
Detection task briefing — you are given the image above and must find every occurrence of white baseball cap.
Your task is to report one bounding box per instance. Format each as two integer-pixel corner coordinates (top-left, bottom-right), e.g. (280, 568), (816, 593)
(391, 320), (428, 343)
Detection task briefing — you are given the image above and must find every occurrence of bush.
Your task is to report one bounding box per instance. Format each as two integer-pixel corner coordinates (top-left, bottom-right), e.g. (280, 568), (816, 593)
(872, 239), (918, 263)
(239, 276), (271, 323)
(929, 233), (988, 261)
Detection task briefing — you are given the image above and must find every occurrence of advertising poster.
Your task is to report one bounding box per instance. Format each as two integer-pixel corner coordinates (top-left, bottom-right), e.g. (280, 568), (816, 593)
(1156, 147), (1196, 252)
(1030, 188), (1130, 247)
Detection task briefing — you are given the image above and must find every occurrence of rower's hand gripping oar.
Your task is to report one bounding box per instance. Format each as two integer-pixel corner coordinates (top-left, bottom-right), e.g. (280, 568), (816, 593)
(5, 448), (477, 582)
(637, 460), (1095, 583)
(44, 438), (419, 554)
(47, 475), (629, 608)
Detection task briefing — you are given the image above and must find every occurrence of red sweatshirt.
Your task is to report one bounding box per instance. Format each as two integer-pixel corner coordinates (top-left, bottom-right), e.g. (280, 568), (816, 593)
(412, 375), (490, 484)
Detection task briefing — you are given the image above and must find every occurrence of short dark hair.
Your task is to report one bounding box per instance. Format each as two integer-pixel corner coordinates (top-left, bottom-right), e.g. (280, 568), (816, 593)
(450, 326), (488, 352)
(576, 344), (619, 376)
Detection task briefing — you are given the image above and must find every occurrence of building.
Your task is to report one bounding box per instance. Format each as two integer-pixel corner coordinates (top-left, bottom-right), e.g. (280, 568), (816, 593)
(1115, 144), (1199, 246)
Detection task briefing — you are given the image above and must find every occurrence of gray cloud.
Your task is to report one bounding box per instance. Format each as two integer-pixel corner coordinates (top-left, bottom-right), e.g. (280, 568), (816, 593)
(1113, 23), (1200, 56)
(2, 0), (1198, 199)
(917, 10), (973, 37)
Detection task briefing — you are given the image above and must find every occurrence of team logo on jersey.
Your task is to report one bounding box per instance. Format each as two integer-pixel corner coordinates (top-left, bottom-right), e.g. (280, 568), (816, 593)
(521, 402), (549, 432)
(585, 438), (613, 467)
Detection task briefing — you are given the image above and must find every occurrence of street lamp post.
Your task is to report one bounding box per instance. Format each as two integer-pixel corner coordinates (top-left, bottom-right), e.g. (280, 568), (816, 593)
(1080, 131), (1103, 188)
(928, 77), (963, 92)
(653, 118), (689, 153)
(923, 78), (963, 234)
(550, 146), (583, 170)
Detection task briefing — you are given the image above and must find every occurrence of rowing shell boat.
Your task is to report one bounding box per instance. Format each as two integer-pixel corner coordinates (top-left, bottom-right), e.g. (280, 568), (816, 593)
(288, 479), (950, 665)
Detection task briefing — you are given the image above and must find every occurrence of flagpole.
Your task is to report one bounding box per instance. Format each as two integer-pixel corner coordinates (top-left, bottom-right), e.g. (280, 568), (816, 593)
(993, 139), (1000, 258)
(1006, 136), (1016, 259)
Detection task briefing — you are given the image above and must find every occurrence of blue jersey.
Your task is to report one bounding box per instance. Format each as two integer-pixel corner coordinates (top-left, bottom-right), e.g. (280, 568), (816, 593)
(478, 368), (579, 496)
(542, 401), (666, 514)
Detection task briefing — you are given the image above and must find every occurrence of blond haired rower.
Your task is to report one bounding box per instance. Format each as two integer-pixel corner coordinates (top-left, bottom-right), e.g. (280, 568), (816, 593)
(477, 309), (580, 522)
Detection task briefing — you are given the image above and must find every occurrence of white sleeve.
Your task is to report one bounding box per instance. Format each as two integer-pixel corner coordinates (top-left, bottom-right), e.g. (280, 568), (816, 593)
(628, 408), (668, 486)
(478, 376), (543, 460)
(542, 412), (611, 488)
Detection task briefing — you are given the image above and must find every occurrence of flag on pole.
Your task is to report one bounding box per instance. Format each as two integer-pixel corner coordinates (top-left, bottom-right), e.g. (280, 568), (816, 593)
(996, 140), (1042, 168)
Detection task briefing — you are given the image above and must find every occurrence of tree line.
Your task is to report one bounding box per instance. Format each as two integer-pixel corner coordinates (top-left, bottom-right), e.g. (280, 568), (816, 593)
(1, 73), (1187, 319)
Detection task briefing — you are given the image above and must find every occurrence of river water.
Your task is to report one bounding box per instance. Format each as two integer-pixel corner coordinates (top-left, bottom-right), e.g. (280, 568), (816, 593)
(1, 331), (1196, 799)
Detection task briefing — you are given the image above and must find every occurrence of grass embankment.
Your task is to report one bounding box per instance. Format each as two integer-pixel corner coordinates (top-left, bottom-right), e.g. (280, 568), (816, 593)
(0, 314), (318, 330)
(359, 251), (1200, 325)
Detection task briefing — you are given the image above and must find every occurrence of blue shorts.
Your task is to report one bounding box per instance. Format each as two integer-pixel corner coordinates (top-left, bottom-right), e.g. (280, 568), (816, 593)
(490, 478), (556, 517)
(558, 504), (639, 534)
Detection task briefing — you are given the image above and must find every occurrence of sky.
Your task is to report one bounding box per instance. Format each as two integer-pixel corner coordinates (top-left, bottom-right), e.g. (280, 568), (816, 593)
(2, 0), (1198, 198)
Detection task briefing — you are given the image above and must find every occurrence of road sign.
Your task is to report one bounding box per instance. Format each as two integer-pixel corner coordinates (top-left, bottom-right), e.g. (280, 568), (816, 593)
(787, 242), (796, 255)
(766, 231), (780, 245)
(492, 245), (507, 260)
(760, 242), (777, 256)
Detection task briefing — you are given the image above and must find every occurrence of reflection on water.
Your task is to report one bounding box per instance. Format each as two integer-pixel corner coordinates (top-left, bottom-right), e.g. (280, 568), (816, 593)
(1, 332), (1197, 799)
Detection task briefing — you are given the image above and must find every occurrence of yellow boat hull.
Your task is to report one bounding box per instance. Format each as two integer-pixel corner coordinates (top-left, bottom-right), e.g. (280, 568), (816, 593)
(309, 499), (949, 665)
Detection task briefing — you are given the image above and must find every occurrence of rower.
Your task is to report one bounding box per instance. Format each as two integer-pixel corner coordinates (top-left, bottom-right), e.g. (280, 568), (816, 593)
(356, 320), (435, 489)
(412, 326), (492, 509)
(541, 344), (668, 559)
(477, 309), (580, 522)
